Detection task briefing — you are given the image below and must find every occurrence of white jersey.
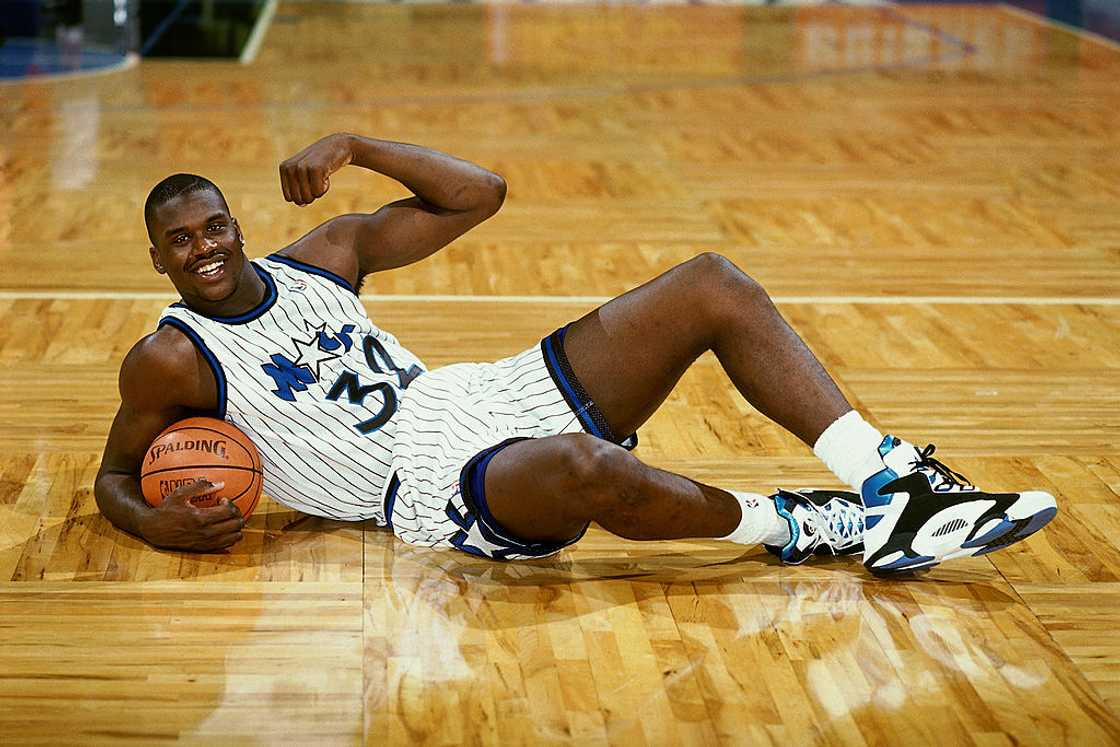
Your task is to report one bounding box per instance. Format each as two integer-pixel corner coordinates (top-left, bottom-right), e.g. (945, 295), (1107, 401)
(158, 254), (426, 522)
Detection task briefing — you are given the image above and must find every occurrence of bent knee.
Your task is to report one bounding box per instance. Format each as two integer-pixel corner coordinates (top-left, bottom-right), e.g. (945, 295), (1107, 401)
(682, 251), (766, 295)
(547, 434), (661, 523)
(682, 252), (770, 322)
(551, 434), (633, 490)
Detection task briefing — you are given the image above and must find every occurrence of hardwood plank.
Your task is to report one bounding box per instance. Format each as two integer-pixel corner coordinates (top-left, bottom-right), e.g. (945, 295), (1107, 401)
(0, 2), (1118, 743)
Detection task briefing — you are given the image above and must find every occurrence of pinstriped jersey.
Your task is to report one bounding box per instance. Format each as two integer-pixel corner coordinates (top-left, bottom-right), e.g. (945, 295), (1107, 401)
(158, 254), (427, 522)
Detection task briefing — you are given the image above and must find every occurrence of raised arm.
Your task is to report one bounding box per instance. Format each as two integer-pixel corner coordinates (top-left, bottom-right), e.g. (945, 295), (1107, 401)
(276, 133), (506, 283)
(95, 329), (245, 552)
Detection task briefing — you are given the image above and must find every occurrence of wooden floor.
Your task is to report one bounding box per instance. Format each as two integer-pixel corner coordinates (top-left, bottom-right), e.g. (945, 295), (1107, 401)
(2, 2), (1119, 744)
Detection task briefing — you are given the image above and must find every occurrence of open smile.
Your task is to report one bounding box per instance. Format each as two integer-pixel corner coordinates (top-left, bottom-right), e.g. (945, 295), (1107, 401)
(189, 255), (228, 281)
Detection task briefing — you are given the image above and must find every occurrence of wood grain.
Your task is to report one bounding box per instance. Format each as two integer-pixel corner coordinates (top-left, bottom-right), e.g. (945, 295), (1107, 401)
(1, 2), (1118, 744)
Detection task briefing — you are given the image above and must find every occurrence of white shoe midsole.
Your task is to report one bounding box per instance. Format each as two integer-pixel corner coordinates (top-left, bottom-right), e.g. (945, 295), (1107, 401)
(909, 500), (996, 558)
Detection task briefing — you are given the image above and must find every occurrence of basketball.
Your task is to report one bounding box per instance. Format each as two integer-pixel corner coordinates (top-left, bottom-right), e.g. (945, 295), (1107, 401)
(140, 417), (264, 519)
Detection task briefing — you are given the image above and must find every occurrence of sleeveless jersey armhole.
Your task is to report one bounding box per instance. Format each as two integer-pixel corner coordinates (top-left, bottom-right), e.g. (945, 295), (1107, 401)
(266, 253), (358, 295)
(158, 316), (229, 419)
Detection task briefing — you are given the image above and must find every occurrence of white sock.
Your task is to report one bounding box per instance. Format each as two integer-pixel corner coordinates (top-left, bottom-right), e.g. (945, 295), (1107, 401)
(812, 410), (888, 492)
(720, 491), (791, 547)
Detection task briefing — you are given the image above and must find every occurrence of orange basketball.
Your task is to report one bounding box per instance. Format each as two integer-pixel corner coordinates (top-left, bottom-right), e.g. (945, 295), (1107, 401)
(140, 417), (264, 519)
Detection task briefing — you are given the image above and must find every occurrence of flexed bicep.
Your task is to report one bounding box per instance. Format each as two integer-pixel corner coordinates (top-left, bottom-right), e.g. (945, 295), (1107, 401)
(352, 195), (503, 273)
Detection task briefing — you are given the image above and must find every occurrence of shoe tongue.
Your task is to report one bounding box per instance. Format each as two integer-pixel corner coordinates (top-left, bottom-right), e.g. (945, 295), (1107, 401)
(881, 439), (922, 476)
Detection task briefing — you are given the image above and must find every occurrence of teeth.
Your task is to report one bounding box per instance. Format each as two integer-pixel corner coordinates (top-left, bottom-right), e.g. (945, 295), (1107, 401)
(196, 260), (224, 275)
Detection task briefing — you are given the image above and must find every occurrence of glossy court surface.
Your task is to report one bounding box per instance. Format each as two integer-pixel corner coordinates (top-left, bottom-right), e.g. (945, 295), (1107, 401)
(2, 2), (1119, 744)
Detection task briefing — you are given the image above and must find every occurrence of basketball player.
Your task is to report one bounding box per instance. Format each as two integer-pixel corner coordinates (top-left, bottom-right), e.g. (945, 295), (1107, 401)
(95, 132), (1057, 573)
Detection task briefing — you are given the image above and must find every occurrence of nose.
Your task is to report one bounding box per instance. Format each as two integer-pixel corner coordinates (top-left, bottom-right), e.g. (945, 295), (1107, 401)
(191, 234), (219, 255)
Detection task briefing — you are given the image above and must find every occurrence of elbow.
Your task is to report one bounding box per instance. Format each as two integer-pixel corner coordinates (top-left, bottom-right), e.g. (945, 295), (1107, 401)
(92, 472), (113, 517)
(93, 468), (130, 521)
(483, 172), (506, 215)
(491, 172), (507, 202)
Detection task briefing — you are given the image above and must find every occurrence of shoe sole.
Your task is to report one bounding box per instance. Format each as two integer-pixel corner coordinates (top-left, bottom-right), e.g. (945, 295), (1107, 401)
(868, 490), (1057, 575)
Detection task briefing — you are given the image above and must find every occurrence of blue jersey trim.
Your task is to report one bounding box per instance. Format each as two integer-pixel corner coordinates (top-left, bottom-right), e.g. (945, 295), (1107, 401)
(157, 316), (228, 419)
(266, 253), (357, 294)
(170, 262), (278, 325)
(383, 473), (401, 530)
(456, 437), (587, 558)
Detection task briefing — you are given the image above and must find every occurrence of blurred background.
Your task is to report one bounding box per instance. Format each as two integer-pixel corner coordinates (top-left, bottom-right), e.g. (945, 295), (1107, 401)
(1, 0), (1118, 80)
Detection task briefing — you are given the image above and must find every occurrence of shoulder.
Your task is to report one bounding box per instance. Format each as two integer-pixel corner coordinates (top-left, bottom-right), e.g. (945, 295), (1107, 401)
(119, 326), (216, 410)
(274, 214), (367, 289)
(122, 326), (199, 381)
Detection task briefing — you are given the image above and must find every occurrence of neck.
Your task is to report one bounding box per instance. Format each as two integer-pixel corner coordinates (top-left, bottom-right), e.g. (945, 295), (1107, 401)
(184, 261), (266, 317)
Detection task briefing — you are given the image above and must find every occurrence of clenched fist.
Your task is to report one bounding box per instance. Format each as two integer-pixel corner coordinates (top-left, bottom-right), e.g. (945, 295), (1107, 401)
(279, 133), (355, 206)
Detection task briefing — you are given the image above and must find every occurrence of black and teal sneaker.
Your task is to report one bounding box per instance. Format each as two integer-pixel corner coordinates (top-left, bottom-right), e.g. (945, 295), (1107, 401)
(862, 437), (1058, 574)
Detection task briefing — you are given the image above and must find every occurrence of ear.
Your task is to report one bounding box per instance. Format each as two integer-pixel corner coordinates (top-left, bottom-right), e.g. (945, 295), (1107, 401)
(149, 245), (166, 274)
(233, 217), (244, 247)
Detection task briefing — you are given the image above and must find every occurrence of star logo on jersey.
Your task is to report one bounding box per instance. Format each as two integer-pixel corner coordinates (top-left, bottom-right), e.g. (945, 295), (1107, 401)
(261, 322), (348, 402)
(459, 519), (513, 559)
(289, 325), (341, 379)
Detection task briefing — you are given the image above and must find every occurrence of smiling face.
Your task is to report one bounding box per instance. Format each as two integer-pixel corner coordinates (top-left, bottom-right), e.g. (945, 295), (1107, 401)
(147, 188), (251, 309)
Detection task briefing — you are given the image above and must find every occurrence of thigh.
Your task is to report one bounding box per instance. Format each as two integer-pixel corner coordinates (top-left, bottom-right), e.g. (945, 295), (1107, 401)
(390, 362), (595, 558)
(563, 256), (717, 438)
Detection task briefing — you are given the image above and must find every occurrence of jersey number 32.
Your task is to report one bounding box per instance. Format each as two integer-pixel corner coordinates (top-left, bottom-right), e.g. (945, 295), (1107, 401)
(325, 335), (421, 434)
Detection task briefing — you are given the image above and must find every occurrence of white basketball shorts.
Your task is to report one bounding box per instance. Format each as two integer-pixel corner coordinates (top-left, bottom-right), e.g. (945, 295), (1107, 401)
(383, 325), (636, 560)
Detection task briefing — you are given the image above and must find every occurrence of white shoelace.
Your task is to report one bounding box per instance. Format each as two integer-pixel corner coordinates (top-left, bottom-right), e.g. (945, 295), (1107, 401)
(819, 501), (865, 548)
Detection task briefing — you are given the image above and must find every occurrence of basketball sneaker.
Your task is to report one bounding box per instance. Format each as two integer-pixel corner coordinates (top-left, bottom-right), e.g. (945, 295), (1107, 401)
(862, 436), (1058, 574)
(765, 488), (865, 565)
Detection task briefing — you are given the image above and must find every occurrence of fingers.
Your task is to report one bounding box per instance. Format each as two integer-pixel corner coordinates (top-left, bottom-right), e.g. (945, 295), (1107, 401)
(294, 167), (314, 206)
(195, 507), (244, 551)
(280, 160), (306, 205)
(280, 160), (330, 206)
(194, 498), (242, 523)
(281, 162), (308, 205)
(313, 173), (329, 200)
(208, 516), (244, 535)
(166, 479), (225, 504)
(280, 163), (293, 203)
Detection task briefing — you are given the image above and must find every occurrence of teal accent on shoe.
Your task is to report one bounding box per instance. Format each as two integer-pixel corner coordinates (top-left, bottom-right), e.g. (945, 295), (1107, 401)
(862, 468), (897, 509)
(773, 494), (800, 561)
(863, 435), (902, 509)
(878, 435), (901, 457)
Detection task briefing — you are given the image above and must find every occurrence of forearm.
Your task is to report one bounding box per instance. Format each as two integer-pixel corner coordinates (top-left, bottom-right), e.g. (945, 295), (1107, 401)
(344, 134), (505, 212)
(94, 471), (155, 541)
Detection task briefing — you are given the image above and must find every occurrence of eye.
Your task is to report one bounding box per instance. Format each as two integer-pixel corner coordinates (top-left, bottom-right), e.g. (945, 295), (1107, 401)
(207, 223), (225, 232)
(172, 234), (189, 245)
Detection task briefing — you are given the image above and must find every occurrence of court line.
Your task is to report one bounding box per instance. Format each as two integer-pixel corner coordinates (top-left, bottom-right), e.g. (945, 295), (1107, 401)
(0, 291), (1115, 306)
(241, 0), (279, 65)
(0, 53), (138, 87)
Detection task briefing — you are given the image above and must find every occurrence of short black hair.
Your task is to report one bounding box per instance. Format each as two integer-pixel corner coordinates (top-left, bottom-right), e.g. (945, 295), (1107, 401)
(144, 173), (229, 243)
